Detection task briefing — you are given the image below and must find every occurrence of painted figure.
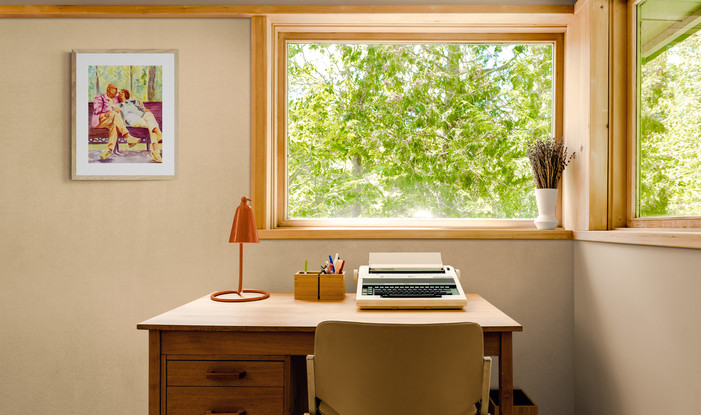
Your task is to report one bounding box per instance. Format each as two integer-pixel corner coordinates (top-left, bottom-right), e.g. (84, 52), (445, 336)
(117, 89), (163, 163)
(91, 83), (141, 160)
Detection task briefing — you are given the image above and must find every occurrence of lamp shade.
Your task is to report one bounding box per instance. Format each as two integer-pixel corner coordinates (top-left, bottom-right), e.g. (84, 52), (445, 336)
(229, 197), (259, 243)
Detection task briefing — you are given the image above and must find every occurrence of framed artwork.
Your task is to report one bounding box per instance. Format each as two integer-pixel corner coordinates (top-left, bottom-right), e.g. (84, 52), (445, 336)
(72, 49), (178, 180)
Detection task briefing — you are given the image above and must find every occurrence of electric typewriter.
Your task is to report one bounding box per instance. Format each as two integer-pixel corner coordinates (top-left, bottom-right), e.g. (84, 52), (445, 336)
(355, 252), (467, 309)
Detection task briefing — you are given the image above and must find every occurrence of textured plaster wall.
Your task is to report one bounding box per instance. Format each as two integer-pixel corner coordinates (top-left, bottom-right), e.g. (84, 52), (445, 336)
(0, 15), (573, 415)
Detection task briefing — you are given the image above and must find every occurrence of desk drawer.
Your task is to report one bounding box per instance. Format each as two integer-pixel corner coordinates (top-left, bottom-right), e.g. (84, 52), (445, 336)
(166, 386), (283, 415)
(167, 360), (284, 387)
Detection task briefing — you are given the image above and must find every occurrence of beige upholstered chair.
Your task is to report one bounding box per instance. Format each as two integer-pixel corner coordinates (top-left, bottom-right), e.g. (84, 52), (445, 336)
(305, 321), (491, 415)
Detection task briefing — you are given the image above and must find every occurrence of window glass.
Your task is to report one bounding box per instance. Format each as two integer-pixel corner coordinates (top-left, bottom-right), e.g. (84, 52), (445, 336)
(286, 42), (554, 220)
(638, 0), (701, 217)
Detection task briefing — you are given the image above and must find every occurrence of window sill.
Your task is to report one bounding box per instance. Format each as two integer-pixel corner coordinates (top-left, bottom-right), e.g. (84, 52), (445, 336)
(573, 229), (701, 250)
(258, 227), (573, 240)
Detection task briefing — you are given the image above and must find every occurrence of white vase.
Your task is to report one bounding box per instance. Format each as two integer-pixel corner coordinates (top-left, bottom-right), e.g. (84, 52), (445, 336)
(534, 188), (559, 230)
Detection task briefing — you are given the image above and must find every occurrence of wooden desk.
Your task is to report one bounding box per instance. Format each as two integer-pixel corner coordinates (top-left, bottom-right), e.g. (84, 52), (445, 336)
(138, 293), (522, 415)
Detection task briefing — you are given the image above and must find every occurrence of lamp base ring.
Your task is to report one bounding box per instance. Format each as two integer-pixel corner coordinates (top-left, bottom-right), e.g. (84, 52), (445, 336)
(210, 289), (270, 302)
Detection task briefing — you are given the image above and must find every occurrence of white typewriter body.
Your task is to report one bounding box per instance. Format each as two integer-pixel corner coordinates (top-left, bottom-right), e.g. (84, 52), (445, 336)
(355, 252), (468, 310)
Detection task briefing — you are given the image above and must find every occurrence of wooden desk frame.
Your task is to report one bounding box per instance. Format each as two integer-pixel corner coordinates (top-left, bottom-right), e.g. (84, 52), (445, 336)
(138, 293), (522, 415)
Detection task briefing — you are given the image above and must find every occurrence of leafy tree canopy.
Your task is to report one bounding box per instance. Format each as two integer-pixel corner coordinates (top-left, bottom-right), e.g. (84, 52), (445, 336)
(639, 31), (701, 217)
(287, 42), (554, 219)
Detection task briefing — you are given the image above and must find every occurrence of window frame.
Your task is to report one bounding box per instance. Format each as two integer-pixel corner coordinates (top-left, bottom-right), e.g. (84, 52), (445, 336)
(255, 16), (566, 238)
(625, 0), (701, 229)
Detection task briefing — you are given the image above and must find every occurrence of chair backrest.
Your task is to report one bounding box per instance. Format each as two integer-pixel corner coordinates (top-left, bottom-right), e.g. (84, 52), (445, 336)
(311, 321), (485, 415)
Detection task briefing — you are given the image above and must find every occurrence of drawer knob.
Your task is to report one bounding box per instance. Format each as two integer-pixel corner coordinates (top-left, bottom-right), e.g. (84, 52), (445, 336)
(205, 370), (247, 380)
(205, 411), (246, 415)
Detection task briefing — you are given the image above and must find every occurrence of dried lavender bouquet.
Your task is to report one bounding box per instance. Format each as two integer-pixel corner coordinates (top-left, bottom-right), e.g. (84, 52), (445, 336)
(527, 138), (575, 189)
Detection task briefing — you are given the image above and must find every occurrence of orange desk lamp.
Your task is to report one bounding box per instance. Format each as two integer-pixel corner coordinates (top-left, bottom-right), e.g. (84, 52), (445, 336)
(210, 197), (270, 302)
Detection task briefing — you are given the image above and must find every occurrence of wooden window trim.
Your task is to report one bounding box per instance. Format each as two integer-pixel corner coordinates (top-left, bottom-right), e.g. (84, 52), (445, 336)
(574, 229), (701, 249)
(0, 5), (574, 18)
(259, 227), (573, 240)
(569, 0), (701, 250)
(255, 17), (566, 239)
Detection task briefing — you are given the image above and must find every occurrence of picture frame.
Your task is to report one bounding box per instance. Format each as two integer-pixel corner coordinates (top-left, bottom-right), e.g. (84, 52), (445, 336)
(72, 49), (178, 180)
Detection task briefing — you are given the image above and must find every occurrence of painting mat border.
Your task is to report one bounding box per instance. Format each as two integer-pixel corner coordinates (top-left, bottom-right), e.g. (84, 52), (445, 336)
(71, 49), (179, 180)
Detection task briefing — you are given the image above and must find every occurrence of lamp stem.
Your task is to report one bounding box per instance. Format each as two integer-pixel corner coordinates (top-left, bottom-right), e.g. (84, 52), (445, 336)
(237, 243), (244, 294)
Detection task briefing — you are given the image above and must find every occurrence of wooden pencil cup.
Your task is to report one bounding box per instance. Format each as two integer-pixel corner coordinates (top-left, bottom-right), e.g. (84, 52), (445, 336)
(294, 272), (345, 301)
(320, 272), (345, 300)
(294, 272), (319, 301)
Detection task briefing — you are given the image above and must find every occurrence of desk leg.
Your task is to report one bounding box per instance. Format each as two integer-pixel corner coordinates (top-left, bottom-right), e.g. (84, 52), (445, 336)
(499, 332), (514, 415)
(149, 330), (161, 415)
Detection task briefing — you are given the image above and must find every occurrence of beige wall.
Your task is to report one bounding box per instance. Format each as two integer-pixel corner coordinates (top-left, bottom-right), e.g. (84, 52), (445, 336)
(0, 16), (574, 415)
(2, 0), (577, 5)
(574, 242), (701, 414)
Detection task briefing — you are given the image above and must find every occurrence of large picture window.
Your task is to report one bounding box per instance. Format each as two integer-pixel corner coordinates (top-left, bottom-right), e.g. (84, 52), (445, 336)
(277, 33), (563, 228)
(637, 0), (701, 219)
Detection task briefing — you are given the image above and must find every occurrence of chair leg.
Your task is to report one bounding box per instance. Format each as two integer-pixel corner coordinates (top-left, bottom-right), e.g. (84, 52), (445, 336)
(481, 357), (492, 415)
(306, 355), (317, 415)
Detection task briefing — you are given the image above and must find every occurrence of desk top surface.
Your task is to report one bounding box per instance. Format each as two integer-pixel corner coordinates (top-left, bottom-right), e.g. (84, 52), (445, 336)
(137, 293), (522, 332)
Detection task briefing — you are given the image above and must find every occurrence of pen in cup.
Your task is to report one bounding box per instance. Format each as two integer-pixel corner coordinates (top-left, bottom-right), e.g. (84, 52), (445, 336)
(337, 259), (345, 274)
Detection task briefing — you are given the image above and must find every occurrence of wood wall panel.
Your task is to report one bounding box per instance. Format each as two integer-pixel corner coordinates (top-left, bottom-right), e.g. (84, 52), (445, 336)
(564, 0), (592, 230)
(251, 15), (272, 229)
(564, 0), (612, 230)
(589, 0), (611, 230)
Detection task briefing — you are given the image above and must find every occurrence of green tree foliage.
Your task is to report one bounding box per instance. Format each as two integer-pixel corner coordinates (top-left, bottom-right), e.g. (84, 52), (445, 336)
(639, 31), (701, 217)
(287, 43), (553, 219)
(88, 65), (162, 102)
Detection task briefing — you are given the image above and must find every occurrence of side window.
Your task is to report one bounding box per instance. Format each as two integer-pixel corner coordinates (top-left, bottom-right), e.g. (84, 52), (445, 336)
(637, 0), (701, 218)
